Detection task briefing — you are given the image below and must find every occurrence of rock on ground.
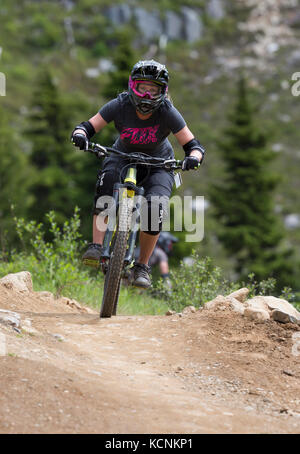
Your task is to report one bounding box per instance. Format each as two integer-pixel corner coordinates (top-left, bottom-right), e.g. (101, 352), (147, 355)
(271, 309), (300, 325)
(243, 307), (270, 322)
(204, 294), (245, 314)
(245, 296), (300, 322)
(165, 310), (176, 316)
(35, 291), (55, 301)
(228, 288), (250, 303)
(0, 309), (21, 328)
(182, 306), (196, 314)
(0, 271), (33, 293)
(58, 296), (94, 313)
(204, 295), (229, 311)
(203, 289), (300, 326)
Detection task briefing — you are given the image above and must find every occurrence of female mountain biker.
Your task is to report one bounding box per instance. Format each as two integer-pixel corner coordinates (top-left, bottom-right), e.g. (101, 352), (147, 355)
(71, 59), (205, 289)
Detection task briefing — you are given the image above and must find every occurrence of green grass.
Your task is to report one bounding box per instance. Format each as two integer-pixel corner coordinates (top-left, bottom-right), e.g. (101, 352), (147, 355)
(0, 259), (170, 315)
(117, 287), (169, 315)
(58, 274), (170, 315)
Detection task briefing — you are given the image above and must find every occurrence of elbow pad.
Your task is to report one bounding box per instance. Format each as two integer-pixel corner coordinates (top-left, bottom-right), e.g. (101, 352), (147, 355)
(71, 120), (96, 140)
(183, 138), (206, 160)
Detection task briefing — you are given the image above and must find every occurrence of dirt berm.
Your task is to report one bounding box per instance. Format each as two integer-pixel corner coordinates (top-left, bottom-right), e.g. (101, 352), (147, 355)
(0, 278), (299, 434)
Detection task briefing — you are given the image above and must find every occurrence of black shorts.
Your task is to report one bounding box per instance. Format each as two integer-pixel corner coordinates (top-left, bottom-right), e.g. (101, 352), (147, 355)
(93, 155), (174, 215)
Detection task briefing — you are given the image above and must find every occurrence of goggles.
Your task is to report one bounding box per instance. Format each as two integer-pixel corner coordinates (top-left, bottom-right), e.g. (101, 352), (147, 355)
(129, 77), (166, 100)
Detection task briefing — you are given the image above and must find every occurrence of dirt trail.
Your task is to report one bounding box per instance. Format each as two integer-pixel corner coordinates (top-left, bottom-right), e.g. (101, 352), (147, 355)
(0, 285), (299, 434)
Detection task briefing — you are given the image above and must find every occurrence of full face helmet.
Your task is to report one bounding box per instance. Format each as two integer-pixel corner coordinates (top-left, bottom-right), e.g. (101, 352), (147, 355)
(128, 60), (169, 114)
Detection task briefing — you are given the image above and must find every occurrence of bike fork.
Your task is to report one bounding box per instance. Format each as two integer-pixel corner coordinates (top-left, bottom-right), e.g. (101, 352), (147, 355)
(100, 182), (123, 262)
(124, 186), (144, 264)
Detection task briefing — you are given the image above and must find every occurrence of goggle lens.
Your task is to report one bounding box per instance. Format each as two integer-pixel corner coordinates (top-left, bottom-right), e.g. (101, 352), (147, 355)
(130, 78), (163, 100)
(136, 82), (161, 97)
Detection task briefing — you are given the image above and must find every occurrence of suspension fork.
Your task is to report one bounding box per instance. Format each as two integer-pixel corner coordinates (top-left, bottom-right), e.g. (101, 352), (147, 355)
(124, 186), (144, 264)
(100, 182), (123, 261)
(122, 166), (143, 264)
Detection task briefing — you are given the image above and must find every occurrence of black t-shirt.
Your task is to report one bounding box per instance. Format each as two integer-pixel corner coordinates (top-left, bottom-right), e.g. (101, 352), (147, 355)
(99, 92), (186, 158)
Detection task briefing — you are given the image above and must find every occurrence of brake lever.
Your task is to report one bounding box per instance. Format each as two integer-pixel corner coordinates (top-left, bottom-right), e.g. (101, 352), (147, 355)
(86, 142), (109, 158)
(164, 159), (183, 170)
(92, 143), (107, 153)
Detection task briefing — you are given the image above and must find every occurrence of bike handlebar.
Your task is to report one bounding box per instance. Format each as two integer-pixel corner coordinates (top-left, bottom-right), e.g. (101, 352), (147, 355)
(85, 141), (184, 170)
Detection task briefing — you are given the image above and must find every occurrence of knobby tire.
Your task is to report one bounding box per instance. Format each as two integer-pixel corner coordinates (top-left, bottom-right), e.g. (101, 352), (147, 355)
(100, 197), (132, 318)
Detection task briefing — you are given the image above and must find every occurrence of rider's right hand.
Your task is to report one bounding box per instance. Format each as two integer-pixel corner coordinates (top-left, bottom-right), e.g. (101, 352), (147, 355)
(71, 133), (88, 150)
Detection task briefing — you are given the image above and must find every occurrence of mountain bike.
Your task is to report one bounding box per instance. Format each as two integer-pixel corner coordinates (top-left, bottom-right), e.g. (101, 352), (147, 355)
(85, 141), (184, 318)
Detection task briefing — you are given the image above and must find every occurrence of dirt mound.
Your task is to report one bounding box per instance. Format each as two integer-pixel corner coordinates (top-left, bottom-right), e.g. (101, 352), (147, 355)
(0, 277), (299, 434)
(0, 279), (95, 316)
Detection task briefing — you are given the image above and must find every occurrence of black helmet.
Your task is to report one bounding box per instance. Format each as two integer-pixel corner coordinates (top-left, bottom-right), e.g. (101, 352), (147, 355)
(128, 60), (169, 114)
(157, 232), (178, 255)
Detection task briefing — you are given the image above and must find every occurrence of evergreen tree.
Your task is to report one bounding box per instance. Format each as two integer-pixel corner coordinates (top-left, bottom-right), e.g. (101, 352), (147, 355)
(88, 31), (136, 185)
(0, 103), (31, 248)
(26, 68), (80, 224)
(210, 76), (295, 290)
(98, 29), (137, 147)
(102, 29), (136, 100)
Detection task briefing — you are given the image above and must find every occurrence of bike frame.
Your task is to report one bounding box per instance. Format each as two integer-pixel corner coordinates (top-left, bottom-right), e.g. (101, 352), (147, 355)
(99, 165), (145, 275)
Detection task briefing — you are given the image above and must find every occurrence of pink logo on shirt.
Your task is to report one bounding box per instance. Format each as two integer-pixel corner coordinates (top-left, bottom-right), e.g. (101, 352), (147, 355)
(120, 125), (159, 144)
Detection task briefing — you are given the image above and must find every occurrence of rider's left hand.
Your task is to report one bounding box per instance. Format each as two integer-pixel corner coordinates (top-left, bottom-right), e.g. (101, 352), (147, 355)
(71, 133), (89, 150)
(182, 156), (201, 171)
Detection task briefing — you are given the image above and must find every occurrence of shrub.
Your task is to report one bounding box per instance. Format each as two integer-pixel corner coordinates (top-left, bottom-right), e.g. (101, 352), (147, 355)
(0, 208), (99, 298)
(155, 253), (238, 313)
(155, 252), (296, 313)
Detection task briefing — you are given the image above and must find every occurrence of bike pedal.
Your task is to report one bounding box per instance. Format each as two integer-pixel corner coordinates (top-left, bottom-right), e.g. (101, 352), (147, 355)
(82, 258), (100, 268)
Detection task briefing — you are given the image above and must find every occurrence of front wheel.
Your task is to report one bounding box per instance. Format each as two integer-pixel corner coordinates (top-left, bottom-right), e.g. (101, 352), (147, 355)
(100, 197), (132, 318)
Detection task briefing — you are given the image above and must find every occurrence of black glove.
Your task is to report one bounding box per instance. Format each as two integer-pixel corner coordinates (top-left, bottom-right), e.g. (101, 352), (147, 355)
(71, 133), (88, 150)
(182, 156), (201, 171)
